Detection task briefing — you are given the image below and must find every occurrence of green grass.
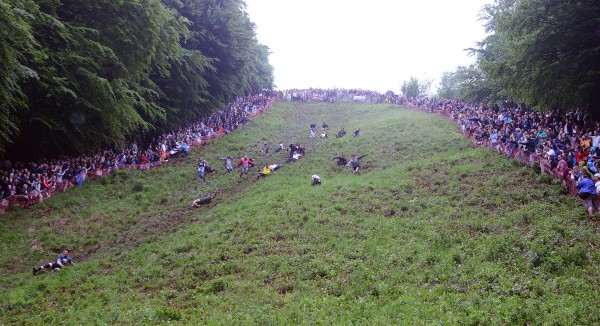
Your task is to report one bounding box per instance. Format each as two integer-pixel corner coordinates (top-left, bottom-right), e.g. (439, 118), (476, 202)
(1, 101), (598, 324)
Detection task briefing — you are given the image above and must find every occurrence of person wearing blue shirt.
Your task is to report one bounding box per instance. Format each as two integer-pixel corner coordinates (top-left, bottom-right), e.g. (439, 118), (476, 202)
(33, 249), (74, 275)
(181, 141), (190, 157)
(575, 173), (599, 215)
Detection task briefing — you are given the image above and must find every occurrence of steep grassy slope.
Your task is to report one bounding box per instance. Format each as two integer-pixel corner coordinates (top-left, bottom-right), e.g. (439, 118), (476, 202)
(1, 101), (598, 324)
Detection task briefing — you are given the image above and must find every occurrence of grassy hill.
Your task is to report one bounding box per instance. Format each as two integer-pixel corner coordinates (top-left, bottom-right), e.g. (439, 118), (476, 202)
(1, 101), (598, 324)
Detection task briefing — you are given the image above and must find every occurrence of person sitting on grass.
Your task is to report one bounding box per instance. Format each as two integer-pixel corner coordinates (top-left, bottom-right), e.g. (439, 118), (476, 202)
(33, 249), (73, 275)
(190, 193), (216, 207)
(181, 141), (190, 157)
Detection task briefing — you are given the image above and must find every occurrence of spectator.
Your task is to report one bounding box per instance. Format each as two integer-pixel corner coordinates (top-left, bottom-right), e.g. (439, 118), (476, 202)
(576, 173), (599, 215)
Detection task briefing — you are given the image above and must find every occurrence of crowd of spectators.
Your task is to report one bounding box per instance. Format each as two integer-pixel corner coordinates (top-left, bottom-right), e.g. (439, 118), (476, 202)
(282, 88), (398, 104)
(401, 97), (600, 198)
(0, 93), (277, 214)
(6, 86), (593, 214)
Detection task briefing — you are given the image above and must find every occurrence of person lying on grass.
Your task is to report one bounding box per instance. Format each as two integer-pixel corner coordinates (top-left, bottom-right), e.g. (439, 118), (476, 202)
(190, 193), (216, 208)
(33, 249), (73, 275)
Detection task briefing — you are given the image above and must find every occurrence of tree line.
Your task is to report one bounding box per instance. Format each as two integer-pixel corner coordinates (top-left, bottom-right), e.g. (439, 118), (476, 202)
(434, 0), (599, 115)
(0, 0), (274, 159)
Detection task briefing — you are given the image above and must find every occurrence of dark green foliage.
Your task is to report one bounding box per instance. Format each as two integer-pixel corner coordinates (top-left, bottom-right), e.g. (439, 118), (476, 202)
(0, 0), (38, 153)
(400, 76), (431, 98)
(445, 0), (600, 112)
(0, 0), (274, 158)
(170, 0), (274, 107)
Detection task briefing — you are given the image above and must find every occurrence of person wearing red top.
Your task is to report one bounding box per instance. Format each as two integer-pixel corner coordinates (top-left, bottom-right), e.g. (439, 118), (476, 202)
(236, 156), (255, 177)
(575, 147), (588, 165)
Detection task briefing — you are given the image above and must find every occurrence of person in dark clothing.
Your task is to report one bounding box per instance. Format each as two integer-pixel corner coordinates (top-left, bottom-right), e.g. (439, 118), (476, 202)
(576, 173), (599, 215)
(347, 154), (367, 174)
(332, 156), (347, 165)
(33, 250), (73, 275)
(190, 193), (216, 207)
(312, 175), (321, 185)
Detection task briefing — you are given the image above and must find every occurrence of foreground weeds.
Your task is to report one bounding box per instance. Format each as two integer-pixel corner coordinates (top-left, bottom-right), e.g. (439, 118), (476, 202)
(1, 101), (598, 324)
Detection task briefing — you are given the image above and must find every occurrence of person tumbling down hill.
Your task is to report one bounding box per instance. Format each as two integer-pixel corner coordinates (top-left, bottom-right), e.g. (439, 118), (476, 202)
(219, 156), (234, 172)
(287, 151), (303, 163)
(312, 175), (321, 185)
(190, 193), (215, 207)
(257, 164), (272, 179)
(332, 156), (347, 165)
(33, 250), (73, 275)
(236, 155), (256, 177)
(347, 154), (367, 174)
(197, 157), (208, 181)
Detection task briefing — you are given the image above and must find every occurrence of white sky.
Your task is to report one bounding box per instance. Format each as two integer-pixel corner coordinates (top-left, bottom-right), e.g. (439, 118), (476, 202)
(244, 0), (490, 93)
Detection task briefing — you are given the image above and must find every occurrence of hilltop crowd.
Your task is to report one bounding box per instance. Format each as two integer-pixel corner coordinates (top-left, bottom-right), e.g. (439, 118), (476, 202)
(0, 93), (277, 214)
(401, 97), (600, 206)
(282, 88), (398, 104)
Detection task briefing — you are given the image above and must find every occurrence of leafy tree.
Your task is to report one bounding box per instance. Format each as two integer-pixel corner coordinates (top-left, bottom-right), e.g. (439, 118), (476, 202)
(0, 0), (38, 155)
(168, 0), (274, 107)
(436, 65), (501, 104)
(0, 0), (274, 159)
(7, 0), (186, 157)
(473, 0), (600, 113)
(400, 77), (431, 98)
